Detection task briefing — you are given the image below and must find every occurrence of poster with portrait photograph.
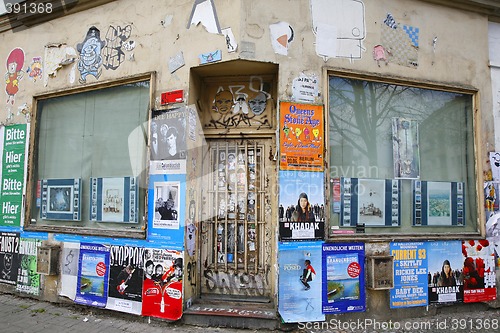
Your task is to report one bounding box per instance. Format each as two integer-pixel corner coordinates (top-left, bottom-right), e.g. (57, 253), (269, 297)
(462, 240), (497, 303)
(427, 241), (463, 304)
(341, 178), (401, 227)
(322, 243), (365, 314)
(40, 178), (81, 221)
(0, 232), (20, 285)
(90, 177), (138, 223)
(142, 248), (183, 320)
(75, 242), (110, 308)
(278, 170), (324, 241)
(392, 117), (420, 179)
(278, 241), (325, 323)
(150, 108), (187, 161)
(279, 102), (324, 172)
(412, 181), (465, 226)
(106, 245), (144, 315)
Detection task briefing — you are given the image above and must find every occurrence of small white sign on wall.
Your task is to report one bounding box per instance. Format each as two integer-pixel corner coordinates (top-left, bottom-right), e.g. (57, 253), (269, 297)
(292, 73), (319, 103)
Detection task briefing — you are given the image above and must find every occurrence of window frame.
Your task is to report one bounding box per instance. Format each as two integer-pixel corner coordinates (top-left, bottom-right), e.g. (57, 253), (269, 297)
(324, 69), (485, 241)
(24, 72), (154, 239)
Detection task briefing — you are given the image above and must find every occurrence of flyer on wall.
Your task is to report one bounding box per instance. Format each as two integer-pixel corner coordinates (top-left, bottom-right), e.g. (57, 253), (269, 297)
(16, 238), (41, 295)
(75, 243), (110, 307)
(279, 102), (324, 172)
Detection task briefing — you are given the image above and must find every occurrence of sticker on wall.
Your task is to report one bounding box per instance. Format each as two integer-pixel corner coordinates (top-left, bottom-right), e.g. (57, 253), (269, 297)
(341, 177), (401, 227)
(462, 240), (497, 303)
(187, 0), (221, 34)
(380, 13), (419, 68)
(103, 24), (133, 70)
(221, 27), (237, 53)
(77, 26), (105, 83)
(311, 0), (365, 60)
(278, 241), (325, 323)
(75, 242), (110, 308)
(279, 102), (324, 171)
(26, 56), (43, 83)
(5, 47), (25, 105)
(489, 152), (500, 181)
(89, 177), (138, 223)
(373, 44), (389, 66)
(106, 245), (144, 315)
(392, 117), (420, 179)
(142, 248), (183, 320)
(322, 243), (366, 313)
(198, 49), (221, 64)
(0, 232), (20, 285)
(16, 238), (41, 295)
(279, 170), (324, 241)
(269, 21), (294, 56)
(291, 73), (319, 103)
(40, 178), (82, 221)
(169, 52), (185, 73)
(390, 242), (428, 308)
(412, 180), (464, 226)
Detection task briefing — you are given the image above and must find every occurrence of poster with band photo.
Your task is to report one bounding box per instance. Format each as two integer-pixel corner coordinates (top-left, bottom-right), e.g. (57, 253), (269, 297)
(40, 178), (81, 221)
(412, 180), (465, 226)
(340, 177), (401, 227)
(90, 177), (138, 223)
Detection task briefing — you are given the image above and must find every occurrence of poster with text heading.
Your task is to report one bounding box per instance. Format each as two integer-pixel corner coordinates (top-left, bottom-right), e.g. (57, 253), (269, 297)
(322, 243), (365, 314)
(428, 241), (463, 304)
(279, 102), (323, 171)
(390, 242), (428, 308)
(16, 238), (41, 295)
(0, 231), (20, 285)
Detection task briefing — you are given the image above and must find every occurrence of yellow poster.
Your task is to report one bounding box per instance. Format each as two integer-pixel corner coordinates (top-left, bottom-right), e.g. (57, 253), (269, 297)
(279, 102), (324, 171)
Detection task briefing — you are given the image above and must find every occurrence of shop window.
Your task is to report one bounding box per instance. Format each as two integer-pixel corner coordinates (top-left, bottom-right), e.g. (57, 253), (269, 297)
(26, 77), (151, 238)
(328, 73), (479, 237)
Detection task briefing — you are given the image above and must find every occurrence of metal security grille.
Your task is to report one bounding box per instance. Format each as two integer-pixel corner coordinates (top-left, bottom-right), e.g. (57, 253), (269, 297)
(203, 140), (266, 273)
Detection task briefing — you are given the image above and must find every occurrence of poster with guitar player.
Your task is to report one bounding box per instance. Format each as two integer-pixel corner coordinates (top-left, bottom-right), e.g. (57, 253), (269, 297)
(106, 245), (144, 315)
(141, 247), (183, 320)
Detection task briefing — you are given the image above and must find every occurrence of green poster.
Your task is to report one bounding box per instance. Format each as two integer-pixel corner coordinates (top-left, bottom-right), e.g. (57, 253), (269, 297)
(0, 124), (28, 227)
(16, 238), (41, 295)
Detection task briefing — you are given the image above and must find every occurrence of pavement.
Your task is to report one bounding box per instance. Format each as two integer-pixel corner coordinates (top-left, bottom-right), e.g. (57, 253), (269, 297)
(1, 291), (500, 333)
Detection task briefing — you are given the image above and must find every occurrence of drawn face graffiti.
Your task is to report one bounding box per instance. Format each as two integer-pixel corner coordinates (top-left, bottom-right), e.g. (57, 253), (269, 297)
(248, 92), (267, 115)
(213, 90), (233, 114)
(77, 26), (105, 83)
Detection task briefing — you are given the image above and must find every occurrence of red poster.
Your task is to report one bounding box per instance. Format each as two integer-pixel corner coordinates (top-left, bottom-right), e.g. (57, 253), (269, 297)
(142, 248), (183, 320)
(279, 102), (324, 171)
(462, 240), (497, 303)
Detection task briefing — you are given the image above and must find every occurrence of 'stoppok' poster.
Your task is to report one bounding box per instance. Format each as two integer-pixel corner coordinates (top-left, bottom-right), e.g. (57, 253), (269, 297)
(75, 243), (110, 307)
(142, 248), (183, 320)
(106, 245), (144, 315)
(0, 232), (20, 285)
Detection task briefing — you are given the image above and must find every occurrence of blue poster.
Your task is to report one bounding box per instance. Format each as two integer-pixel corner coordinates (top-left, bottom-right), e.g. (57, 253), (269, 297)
(278, 241), (325, 323)
(322, 243), (365, 313)
(75, 242), (110, 307)
(390, 242), (428, 308)
(147, 173), (186, 249)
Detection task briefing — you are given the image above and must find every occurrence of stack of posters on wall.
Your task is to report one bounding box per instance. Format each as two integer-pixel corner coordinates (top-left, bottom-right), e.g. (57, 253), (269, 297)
(75, 242), (110, 307)
(0, 231), (20, 285)
(486, 212), (500, 268)
(322, 243), (365, 314)
(16, 238), (41, 295)
(390, 242), (428, 308)
(278, 241), (325, 323)
(340, 177), (401, 227)
(106, 245), (144, 315)
(40, 178), (82, 221)
(412, 180), (464, 226)
(90, 177), (138, 223)
(392, 117), (420, 179)
(142, 248), (183, 320)
(278, 170), (324, 240)
(390, 240), (496, 308)
(0, 124), (29, 227)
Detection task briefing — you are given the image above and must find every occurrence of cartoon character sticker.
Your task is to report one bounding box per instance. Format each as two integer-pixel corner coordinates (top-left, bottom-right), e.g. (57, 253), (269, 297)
(77, 26), (105, 84)
(27, 57), (43, 82)
(5, 48), (25, 105)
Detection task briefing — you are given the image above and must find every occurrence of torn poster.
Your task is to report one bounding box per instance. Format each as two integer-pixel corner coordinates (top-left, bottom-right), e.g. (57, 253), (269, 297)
(187, 0), (221, 34)
(269, 22), (294, 56)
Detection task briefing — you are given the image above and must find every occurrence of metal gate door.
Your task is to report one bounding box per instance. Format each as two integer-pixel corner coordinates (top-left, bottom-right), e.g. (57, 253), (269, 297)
(200, 139), (273, 299)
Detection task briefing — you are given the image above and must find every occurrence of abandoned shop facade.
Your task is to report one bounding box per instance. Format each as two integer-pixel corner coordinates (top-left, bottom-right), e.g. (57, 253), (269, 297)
(1, 0), (500, 327)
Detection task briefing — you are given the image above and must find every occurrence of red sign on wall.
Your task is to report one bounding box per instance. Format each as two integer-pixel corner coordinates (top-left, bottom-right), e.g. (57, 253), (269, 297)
(161, 90), (184, 105)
